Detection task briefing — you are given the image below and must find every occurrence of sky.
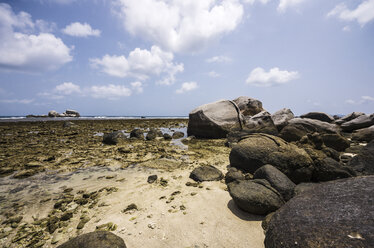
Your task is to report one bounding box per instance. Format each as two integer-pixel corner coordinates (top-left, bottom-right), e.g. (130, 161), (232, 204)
(0, 0), (373, 116)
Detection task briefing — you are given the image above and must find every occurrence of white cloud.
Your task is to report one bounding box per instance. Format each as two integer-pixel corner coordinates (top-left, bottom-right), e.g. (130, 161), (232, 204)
(131, 81), (144, 93)
(246, 67), (300, 87)
(0, 3), (72, 72)
(242, 0), (270, 5)
(90, 84), (132, 100)
(345, 99), (356, 104)
(361, 95), (374, 102)
(206, 55), (232, 63)
(345, 96), (374, 105)
(277, 0), (307, 13)
(91, 45), (184, 85)
(0, 98), (34, 104)
(327, 0), (374, 26)
(55, 82), (81, 94)
(208, 71), (220, 77)
(62, 22), (101, 37)
(114, 0), (244, 53)
(176, 81), (198, 94)
(342, 25), (351, 32)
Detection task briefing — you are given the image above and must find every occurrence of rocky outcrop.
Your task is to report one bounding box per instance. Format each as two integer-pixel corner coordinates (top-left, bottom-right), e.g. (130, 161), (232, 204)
(253, 165), (296, 201)
(271, 108), (294, 131)
(227, 179), (285, 215)
(242, 111), (278, 135)
(229, 134), (314, 183)
(190, 165), (223, 182)
(348, 140), (374, 175)
(130, 129), (144, 139)
(300, 112), (335, 123)
(264, 176), (374, 248)
(47, 110), (80, 118)
(335, 112), (365, 125)
(187, 100), (243, 138)
(48, 110), (59, 117)
(352, 125), (374, 142)
(57, 231), (126, 248)
(102, 131), (126, 145)
(65, 109), (80, 117)
(312, 157), (355, 182)
(233, 96), (264, 116)
(341, 114), (374, 132)
(321, 133), (350, 151)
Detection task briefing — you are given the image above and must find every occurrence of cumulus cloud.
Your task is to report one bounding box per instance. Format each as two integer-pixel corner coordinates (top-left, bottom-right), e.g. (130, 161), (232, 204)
(327, 0), (374, 26)
(90, 84), (132, 100)
(242, 0), (270, 5)
(347, 95), (374, 104)
(278, 0), (307, 13)
(176, 81), (198, 94)
(91, 45), (184, 85)
(131, 81), (144, 93)
(206, 55), (232, 63)
(0, 3), (72, 72)
(62, 22), (101, 37)
(0, 98), (34, 104)
(114, 0), (244, 53)
(208, 71), (220, 78)
(55, 82), (81, 94)
(246, 67), (300, 87)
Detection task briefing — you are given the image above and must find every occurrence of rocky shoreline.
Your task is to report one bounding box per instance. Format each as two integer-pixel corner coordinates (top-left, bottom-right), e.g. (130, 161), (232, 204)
(0, 96), (373, 247)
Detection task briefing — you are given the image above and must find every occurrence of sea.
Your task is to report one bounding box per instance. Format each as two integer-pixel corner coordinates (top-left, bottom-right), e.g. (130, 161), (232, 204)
(0, 116), (188, 122)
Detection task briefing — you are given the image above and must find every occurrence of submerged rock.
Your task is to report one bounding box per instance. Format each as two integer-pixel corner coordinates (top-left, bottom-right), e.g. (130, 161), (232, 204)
(264, 176), (374, 248)
(57, 231), (126, 248)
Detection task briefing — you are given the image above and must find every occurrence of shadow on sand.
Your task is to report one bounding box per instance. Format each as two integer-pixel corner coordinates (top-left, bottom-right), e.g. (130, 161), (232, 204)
(227, 199), (265, 221)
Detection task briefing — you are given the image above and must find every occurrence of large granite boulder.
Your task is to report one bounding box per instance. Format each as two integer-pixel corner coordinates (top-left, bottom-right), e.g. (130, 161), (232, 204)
(341, 114), (374, 132)
(264, 176), (374, 248)
(335, 112), (365, 125)
(189, 165), (224, 182)
(57, 231), (127, 248)
(253, 165), (296, 201)
(242, 111), (278, 135)
(233, 96), (264, 116)
(352, 125), (374, 142)
(48, 110), (59, 117)
(229, 134), (314, 183)
(271, 108), (294, 131)
(312, 157), (355, 182)
(348, 140), (374, 175)
(300, 112), (335, 123)
(65, 109), (80, 117)
(227, 179), (285, 215)
(187, 100), (242, 138)
(321, 133), (350, 151)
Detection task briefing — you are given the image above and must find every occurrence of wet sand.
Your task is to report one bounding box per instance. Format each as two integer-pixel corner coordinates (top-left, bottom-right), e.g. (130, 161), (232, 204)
(0, 119), (264, 247)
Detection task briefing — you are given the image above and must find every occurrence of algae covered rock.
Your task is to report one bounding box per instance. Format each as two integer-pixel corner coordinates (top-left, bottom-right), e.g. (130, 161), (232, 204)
(190, 165), (223, 182)
(57, 231), (126, 248)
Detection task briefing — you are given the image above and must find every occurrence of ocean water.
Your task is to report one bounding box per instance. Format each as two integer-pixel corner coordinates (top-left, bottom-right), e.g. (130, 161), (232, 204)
(0, 116), (188, 122)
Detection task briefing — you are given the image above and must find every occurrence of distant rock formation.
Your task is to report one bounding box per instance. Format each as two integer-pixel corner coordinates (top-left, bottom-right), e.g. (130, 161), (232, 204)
(28, 109), (80, 118)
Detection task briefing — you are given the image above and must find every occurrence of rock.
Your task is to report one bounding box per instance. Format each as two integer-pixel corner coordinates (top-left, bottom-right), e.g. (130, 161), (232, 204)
(321, 133), (350, 151)
(335, 112), (365, 125)
(271, 108), (294, 131)
(65, 109), (80, 117)
(57, 231), (126, 248)
(130, 129), (144, 139)
(348, 141), (374, 175)
(227, 179), (285, 215)
(229, 134), (314, 183)
(48, 110), (59, 117)
(172, 131), (184, 139)
(102, 131), (126, 145)
(293, 182), (317, 195)
(280, 118), (339, 142)
(341, 114), (374, 132)
(242, 111), (278, 135)
(163, 133), (172, 140)
(123, 203), (138, 213)
(352, 125), (374, 142)
(60, 211), (73, 221)
(262, 212), (275, 232)
(264, 176), (374, 248)
(300, 112), (335, 123)
(147, 175), (157, 184)
(233, 96), (264, 116)
(312, 157), (355, 182)
(63, 121), (75, 128)
(190, 165), (224, 182)
(225, 167), (245, 184)
(187, 100), (243, 138)
(253, 165), (296, 201)
(146, 129), (158, 140)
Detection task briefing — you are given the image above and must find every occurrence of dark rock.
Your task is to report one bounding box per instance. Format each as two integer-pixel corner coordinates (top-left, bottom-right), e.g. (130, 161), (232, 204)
(293, 182), (317, 195)
(335, 112), (365, 125)
(242, 111), (278, 135)
(130, 129), (144, 139)
(352, 125), (374, 142)
(123, 203), (138, 213)
(271, 108), (294, 131)
(146, 129), (158, 140)
(147, 175), (157, 184)
(321, 147), (341, 161)
(65, 109), (80, 117)
(312, 157), (355, 182)
(163, 133), (172, 140)
(225, 167), (245, 184)
(60, 211), (73, 221)
(57, 231), (126, 248)
(227, 179), (285, 215)
(253, 165), (296, 201)
(308, 132), (323, 149)
(341, 114), (374, 132)
(229, 134), (314, 183)
(233, 96), (264, 116)
(321, 133), (350, 151)
(279, 123), (308, 142)
(262, 212), (275, 232)
(348, 141), (374, 175)
(187, 100), (243, 138)
(63, 121), (75, 128)
(47, 216), (59, 234)
(190, 165), (224, 182)
(264, 176), (374, 248)
(48, 110), (58, 117)
(172, 131), (185, 139)
(300, 112), (335, 123)
(102, 131), (126, 145)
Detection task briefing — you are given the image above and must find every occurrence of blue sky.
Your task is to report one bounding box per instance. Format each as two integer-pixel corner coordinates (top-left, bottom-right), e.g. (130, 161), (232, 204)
(0, 0), (373, 116)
